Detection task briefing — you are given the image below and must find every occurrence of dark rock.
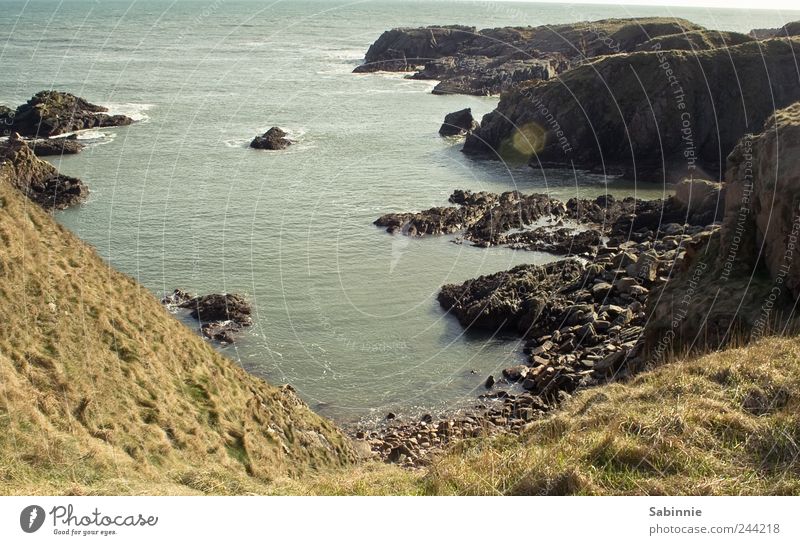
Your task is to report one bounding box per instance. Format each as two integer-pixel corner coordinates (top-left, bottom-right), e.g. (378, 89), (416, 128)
(439, 108), (479, 137)
(353, 25), (477, 73)
(0, 133), (88, 209)
(200, 321), (240, 344)
(2, 91), (133, 138)
(250, 127), (292, 150)
(180, 293), (253, 326)
(464, 37), (800, 183)
(355, 19), (705, 96)
(27, 138), (85, 156)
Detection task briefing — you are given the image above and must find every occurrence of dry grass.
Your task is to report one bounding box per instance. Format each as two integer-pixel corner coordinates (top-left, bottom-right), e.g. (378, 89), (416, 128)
(244, 337), (800, 496)
(420, 336), (800, 495)
(0, 166), (354, 496)
(3, 149), (800, 495)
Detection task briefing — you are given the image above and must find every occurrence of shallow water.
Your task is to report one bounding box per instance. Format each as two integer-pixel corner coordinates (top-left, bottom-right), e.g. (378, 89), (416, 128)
(2, 0), (797, 423)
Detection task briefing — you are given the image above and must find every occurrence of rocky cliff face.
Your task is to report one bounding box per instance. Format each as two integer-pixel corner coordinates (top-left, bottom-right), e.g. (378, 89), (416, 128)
(0, 149), (354, 494)
(0, 133), (88, 209)
(464, 38), (800, 183)
(355, 18), (705, 96)
(644, 102), (800, 357)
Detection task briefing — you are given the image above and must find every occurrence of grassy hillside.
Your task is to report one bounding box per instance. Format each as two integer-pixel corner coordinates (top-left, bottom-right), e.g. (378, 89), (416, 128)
(277, 336), (800, 495)
(0, 150), (355, 495)
(2, 141), (799, 496)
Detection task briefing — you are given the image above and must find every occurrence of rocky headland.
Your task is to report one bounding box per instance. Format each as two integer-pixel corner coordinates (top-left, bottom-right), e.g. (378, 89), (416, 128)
(354, 19), (746, 96)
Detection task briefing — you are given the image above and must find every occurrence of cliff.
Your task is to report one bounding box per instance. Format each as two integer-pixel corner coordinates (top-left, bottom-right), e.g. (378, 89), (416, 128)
(463, 37), (800, 183)
(355, 18), (706, 95)
(644, 101), (800, 356)
(0, 147), (354, 495)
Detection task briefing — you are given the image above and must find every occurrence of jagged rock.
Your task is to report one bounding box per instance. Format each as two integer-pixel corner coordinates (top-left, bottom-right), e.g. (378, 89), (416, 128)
(725, 102), (800, 299)
(200, 321), (240, 344)
(250, 127), (292, 150)
(439, 108), (479, 137)
(181, 293), (253, 326)
(0, 133), (87, 209)
(1, 91), (133, 138)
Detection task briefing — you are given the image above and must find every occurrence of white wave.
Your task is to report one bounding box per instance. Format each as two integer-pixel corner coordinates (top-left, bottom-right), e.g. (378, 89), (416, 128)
(102, 102), (153, 122)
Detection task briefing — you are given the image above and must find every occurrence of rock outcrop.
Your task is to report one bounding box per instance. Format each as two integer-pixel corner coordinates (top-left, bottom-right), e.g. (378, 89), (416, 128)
(0, 91), (134, 138)
(250, 127), (292, 150)
(355, 18), (706, 95)
(353, 25), (477, 73)
(163, 289), (253, 344)
(439, 108), (479, 137)
(27, 138), (85, 156)
(464, 38), (800, 183)
(644, 102), (800, 357)
(375, 187), (721, 253)
(0, 133), (88, 209)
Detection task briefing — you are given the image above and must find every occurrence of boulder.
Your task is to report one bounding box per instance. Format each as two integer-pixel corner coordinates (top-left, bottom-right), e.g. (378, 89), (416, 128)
(439, 108), (479, 137)
(250, 127), (292, 150)
(673, 178), (724, 224)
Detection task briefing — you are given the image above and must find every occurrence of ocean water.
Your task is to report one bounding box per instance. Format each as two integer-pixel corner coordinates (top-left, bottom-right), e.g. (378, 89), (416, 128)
(2, 0), (797, 424)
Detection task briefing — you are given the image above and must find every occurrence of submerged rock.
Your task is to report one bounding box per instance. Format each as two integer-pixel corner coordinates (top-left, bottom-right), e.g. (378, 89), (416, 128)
(250, 127), (292, 150)
(1, 91), (133, 138)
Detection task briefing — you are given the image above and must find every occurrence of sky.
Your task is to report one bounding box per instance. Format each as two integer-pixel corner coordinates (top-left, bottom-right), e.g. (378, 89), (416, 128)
(495, 0), (800, 10)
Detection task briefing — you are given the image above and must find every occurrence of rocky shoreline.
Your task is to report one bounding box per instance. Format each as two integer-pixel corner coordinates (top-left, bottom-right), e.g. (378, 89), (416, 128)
(346, 17), (800, 465)
(361, 179), (722, 466)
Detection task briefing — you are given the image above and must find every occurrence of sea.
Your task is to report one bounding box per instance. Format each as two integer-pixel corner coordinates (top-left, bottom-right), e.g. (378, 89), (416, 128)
(1, 0), (797, 424)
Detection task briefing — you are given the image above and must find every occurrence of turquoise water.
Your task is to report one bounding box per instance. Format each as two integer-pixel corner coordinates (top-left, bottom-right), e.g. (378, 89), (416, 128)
(2, 0), (797, 423)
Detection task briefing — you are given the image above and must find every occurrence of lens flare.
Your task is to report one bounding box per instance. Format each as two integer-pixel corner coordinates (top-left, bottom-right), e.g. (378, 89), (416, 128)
(499, 122), (547, 163)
